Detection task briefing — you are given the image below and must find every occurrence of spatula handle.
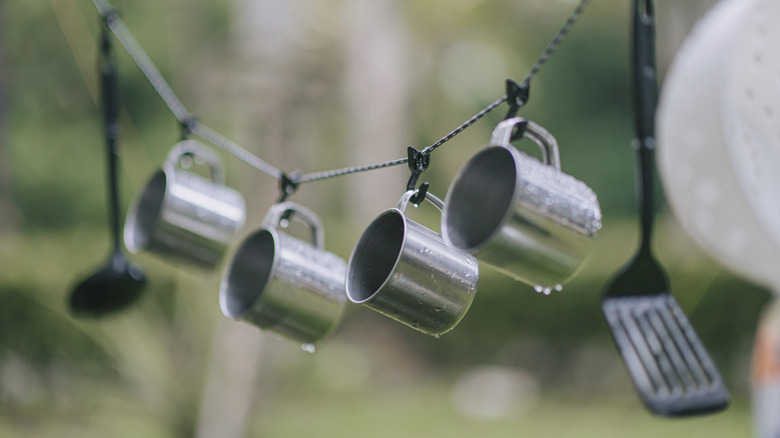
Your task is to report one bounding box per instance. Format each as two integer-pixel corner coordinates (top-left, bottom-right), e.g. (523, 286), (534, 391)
(632, 0), (658, 249)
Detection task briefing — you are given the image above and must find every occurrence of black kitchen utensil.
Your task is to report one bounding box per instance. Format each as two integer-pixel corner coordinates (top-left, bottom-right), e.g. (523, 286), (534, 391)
(69, 21), (146, 317)
(601, 0), (729, 417)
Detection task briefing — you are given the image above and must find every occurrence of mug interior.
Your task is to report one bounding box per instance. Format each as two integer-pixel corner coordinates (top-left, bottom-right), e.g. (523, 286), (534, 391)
(221, 230), (275, 318)
(445, 146), (516, 250)
(347, 211), (405, 303)
(127, 170), (167, 249)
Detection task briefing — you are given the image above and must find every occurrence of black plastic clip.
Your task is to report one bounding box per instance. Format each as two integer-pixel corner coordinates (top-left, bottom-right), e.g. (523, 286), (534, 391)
(504, 79), (530, 119)
(406, 146), (430, 206)
(510, 119), (529, 141)
(406, 146), (429, 190)
(410, 182), (429, 207)
(179, 115), (198, 140)
(100, 6), (120, 27)
(278, 172), (300, 203)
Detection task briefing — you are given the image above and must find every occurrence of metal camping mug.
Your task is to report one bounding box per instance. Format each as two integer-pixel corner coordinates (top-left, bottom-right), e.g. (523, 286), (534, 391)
(346, 190), (479, 336)
(124, 140), (246, 269)
(220, 202), (347, 345)
(442, 117), (601, 290)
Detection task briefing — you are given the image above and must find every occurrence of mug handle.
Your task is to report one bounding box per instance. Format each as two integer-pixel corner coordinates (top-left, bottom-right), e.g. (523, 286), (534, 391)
(166, 140), (226, 184)
(261, 202), (325, 249)
(396, 189), (445, 214)
(489, 117), (561, 170)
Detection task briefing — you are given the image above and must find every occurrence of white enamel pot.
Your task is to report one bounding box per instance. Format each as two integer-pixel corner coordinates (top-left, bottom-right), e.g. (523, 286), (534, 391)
(657, 0), (780, 289)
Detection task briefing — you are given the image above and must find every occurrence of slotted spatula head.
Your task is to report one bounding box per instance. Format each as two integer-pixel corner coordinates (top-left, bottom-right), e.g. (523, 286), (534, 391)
(602, 252), (730, 416)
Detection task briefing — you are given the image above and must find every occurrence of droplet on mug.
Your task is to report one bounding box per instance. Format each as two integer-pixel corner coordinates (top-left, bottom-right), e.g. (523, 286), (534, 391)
(301, 343), (316, 354)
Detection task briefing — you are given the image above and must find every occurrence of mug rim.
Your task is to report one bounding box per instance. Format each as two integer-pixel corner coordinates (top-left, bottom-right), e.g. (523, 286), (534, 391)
(219, 226), (280, 320)
(442, 145), (521, 254)
(124, 166), (173, 253)
(346, 208), (407, 304)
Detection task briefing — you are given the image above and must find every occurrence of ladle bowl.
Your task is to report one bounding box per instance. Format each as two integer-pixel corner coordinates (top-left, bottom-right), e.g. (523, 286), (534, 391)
(69, 252), (146, 317)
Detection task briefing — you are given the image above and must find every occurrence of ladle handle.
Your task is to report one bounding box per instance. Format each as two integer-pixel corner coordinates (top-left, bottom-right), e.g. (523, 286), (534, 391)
(101, 22), (122, 255)
(633, 0), (658, 250)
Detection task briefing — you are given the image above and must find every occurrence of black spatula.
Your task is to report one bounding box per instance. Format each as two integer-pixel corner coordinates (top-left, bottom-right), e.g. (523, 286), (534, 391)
(601, 0), (729, 417)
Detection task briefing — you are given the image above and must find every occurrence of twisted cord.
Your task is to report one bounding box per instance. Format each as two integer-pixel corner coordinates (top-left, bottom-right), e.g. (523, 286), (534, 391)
(90, 0), (590, 186)
(93, 0), (284, 179)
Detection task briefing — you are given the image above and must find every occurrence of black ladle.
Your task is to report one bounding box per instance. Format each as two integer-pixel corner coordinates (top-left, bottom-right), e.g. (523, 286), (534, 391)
(69, 21), (146, 317)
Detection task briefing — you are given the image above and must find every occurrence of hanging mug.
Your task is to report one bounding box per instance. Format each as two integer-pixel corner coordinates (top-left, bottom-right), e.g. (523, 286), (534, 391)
(346, 189), (479, 337)
(124, 140), (246, 269)
(220, 202), (347, 345)
(442, 117), (601, 290)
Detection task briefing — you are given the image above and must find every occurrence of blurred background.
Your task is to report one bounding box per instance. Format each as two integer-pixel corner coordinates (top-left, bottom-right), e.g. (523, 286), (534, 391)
(0, 0), (770, 436)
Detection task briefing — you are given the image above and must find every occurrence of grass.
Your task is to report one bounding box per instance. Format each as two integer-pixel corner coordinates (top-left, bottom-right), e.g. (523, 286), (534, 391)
(0, 372), (750, 438)
(254, 383), (751, 438)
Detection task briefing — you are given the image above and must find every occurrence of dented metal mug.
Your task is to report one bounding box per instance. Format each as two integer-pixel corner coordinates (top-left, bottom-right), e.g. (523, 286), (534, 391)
(124, 140), (246, 269)
(220, 202), (347, 345)
(346, 190), (479, 336)
(442, 117), (601, 290)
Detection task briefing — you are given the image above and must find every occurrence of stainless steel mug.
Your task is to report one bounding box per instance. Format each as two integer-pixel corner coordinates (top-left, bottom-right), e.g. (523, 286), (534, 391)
(442, 117), (601, 291)
(346, 190), (479, 337)
(124, 140), (246, 269)
(220, 202), (347, 345)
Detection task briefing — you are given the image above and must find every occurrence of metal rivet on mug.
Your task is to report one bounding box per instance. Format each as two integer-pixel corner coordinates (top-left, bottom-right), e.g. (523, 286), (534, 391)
(442, 117), (601, 291)
(124, 140), (247, 269)
(346, 189), (479, 337)
(220, 202), (347, 345)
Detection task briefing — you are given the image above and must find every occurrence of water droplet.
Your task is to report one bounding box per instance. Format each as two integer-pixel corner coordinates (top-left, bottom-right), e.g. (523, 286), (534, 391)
(434, 307), (442, 312)
(542, 287), (552, 296)
(433, 334), (441, 339)
(555, 284), (563, 292)
(280, 218), (290, 228)
(301, 343), (316, 353)
(534, 285), (544, 293)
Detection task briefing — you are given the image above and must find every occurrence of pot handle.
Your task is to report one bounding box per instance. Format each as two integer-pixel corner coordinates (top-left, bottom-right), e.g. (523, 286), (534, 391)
(397, 189), (445, 215)
(166, 140), (226, 184)
(261, 202), (324, 249)
(490, 117), (561, 170)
